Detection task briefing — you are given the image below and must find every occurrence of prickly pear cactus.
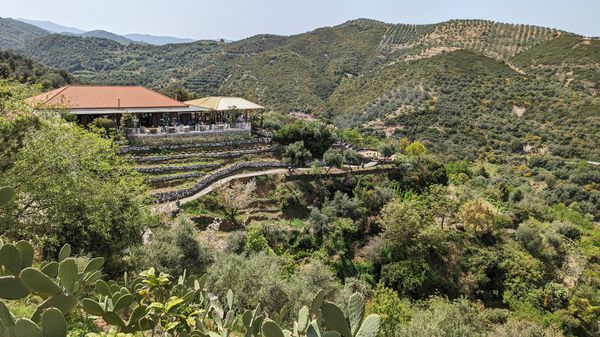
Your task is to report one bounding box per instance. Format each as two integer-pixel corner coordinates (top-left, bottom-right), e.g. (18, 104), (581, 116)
(257, 291), (380, 337)
(82, 268), (213, 335)
(0, 304), (67, 337)
(0, 239), (106, 337)
(0, 186), (15, 207)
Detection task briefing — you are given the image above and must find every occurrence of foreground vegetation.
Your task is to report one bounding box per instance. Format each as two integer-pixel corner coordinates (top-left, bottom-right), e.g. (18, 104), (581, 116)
(0, 22), (599, 336)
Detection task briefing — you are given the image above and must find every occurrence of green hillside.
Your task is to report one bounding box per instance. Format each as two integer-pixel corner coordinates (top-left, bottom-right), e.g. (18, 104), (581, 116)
(80, 30), (135, 45)
(15, 18), (600, 160)
(0, 17), (48, 49)
(330, 49), (600, 160)
(0, 49), (71, 88)
(20, 19), (589, 113)
(378, 19), (564, 62)
(511, 35), (600, 97)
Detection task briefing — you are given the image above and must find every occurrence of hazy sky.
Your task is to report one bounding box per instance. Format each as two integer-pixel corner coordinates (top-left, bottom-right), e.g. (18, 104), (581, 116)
(2, 0), (599, 40)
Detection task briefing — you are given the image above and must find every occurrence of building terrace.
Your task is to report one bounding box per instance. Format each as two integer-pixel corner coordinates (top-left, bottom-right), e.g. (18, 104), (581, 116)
(27, 85), (264, 138)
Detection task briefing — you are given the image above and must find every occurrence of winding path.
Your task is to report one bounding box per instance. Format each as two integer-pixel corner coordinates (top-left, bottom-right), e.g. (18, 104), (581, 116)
(179, 168), (298, 204)
(170, 162), (382, 206)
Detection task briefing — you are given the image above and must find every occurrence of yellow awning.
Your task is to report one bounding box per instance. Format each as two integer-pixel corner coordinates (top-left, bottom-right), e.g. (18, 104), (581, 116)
(185, 96), (264, 111)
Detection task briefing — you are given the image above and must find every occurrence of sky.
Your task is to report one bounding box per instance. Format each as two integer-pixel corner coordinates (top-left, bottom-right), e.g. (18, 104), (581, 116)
(2, 0), (599, 40)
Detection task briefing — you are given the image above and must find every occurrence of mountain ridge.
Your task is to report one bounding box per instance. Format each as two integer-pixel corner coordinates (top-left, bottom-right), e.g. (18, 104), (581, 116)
(3, 17), (599, 159)
(14, 17), (198, 45)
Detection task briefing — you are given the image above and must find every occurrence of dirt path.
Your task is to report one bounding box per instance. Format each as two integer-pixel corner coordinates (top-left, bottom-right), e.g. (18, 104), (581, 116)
(179, 168), (301, 204)
(177, 162), (380, 205)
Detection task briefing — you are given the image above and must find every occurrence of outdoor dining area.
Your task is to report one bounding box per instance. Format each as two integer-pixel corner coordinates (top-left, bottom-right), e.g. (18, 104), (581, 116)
(27, 86), (264, 138)
(123, 96), (264, 137)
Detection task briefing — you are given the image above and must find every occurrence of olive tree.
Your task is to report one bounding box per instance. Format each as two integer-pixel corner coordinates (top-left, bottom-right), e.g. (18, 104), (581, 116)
(216, 179), (257, 221)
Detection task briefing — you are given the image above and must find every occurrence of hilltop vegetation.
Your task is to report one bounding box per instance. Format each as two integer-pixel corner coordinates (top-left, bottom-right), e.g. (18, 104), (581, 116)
(330, 47), (600, 161)
(512, 36), (600, 97)
(0, 17), (48, 49)
(378, 19), (563, 61)
(15, 19), (600, 164)
(0, 49), (71, 88)
(19, 18), (590, 114)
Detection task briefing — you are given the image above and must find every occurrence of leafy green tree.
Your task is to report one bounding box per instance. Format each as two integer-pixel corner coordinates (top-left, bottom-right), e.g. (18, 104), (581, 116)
(378, 142), (396, 159)
(491, 319), (565, 337)
(404, 141), (427, 156)
(368, 284), (412, 337)
(426, 184), (457, 228)
(343, 148), (361, 166)
(282, 141), (312, 167)
(0, 121), (148, 262)
(275, 120), (333, 158)
(389, 155), (448, 192)
(397, 297), (489, 337)
(380, 199), (430, 248)
(309, 207), (330, 241)
(132, 219), (214, 277)
(542, 282), (569, 312)
(276, 182), (308, 218)
(322, 217), (357, 259)
(339, 128), (365, 148)
(459, 198), (495, 235)
(245, 226), (274, 255)
(322, 191), (362, 220)
(381, 258), (436, 297)
(323, 148), (344, 173)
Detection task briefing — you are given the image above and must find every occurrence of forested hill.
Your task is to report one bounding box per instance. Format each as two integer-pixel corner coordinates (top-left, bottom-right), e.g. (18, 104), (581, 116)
(0, 17), (48, 49)
(17, 19), (592, 111)
(14, 18), (600, 160)
(0, 49), (71, 88)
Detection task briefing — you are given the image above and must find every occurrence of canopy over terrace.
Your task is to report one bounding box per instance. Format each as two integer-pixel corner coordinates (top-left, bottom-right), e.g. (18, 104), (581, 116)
(185, 96), (264, 111)
(185, 96), (265, 130)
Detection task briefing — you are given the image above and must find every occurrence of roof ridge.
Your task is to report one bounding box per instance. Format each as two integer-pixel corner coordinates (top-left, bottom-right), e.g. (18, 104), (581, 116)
(44, 85), (71, 105)
(140, 86), (188, 106)
(65, 84), (148, 88)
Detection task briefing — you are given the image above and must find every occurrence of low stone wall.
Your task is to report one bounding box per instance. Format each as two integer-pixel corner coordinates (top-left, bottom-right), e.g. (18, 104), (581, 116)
(122, 138), (270, 155)
(135, 146), (275, 164)
(152, 161), (287, 203)
(127, 129), (252, 146)
(136, 163), (221, 174)
(252, 128), (274, 138)
(147, 172), (205, 184)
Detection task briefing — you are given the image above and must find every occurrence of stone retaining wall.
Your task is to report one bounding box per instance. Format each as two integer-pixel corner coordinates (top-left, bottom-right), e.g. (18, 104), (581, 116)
(135, 146), (275, 164)
(122, 138), (270, 154)
(153, 161), (287, 203)
(147, 172), (205, 184)
(136, 163), (221, 174)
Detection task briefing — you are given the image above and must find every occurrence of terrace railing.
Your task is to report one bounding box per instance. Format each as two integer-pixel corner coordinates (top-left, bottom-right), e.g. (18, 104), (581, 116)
(127, 122), (251, 137)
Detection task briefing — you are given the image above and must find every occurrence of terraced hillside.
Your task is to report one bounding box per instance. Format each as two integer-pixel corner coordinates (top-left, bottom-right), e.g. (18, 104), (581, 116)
(125, 137), (277, 201)
(330, 50), (600, 161)
(19, 18), (586, 114)
(378, 20), (563, 62)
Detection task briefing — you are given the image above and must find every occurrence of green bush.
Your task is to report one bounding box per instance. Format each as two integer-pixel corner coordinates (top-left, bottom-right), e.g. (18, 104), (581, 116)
(131, 220), (214, 277)
(275, 120), (334, 158)
(396, 297), (488, 337)
(282, 141), (312, 167)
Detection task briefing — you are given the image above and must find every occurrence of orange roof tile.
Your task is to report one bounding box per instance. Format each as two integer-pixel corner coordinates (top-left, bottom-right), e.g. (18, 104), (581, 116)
(27, 85), (188, 109)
